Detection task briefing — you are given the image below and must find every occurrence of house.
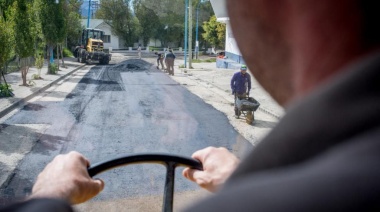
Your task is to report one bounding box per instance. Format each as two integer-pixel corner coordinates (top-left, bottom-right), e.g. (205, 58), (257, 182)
(81, 19), (121, 50)
(210, 0), (244, 69)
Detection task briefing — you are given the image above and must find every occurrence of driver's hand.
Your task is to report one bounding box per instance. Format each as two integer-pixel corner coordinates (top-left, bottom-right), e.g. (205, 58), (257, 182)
(182, 147), (240, 193)
(31, 151), (104, 204)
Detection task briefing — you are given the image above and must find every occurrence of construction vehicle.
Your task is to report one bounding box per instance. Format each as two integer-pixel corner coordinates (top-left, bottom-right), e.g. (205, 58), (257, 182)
(74, 28), (111, 65)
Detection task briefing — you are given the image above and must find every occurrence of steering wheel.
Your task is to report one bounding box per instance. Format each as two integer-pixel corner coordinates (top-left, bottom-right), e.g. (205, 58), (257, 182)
(88, 153), (203, 212)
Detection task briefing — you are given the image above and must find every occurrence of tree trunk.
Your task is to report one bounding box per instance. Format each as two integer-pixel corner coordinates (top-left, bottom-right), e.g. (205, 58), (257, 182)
(20, 57), (30, 86)
(21, 66), (29, 86)
(60, 44), (65, 68)
(57, 44), (60, 71)
(47, 45), (51, 74)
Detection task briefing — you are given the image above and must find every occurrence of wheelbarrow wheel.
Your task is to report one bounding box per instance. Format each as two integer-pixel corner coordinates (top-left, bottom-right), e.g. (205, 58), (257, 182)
(234, 108), (241, 116)
(246, 111), (254, 124)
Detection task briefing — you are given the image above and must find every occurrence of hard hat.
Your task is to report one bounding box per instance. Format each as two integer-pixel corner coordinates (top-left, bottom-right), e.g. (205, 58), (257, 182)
(241, 65), (247, 70)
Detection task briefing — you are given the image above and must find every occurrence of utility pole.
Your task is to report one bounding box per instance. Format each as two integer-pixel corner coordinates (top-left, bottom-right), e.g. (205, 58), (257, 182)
(195, 3), (200, 60)
(87, 0), (92, 28)
(188, 0), (192, 69)
(184, 0), (188, 68)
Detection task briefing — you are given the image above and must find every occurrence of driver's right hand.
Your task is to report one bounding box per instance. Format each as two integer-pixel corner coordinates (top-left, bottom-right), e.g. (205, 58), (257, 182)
(182, 147), (240, 193)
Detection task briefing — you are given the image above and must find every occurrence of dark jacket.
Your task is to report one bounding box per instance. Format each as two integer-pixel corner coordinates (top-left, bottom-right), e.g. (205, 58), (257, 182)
(231, 72), (251, 94)
(187, 53), (380, 211)
(165, 52), (176, 59)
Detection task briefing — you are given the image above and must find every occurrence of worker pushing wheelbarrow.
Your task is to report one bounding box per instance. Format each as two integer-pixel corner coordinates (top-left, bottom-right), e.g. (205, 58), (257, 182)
(231, 65), (260, 124)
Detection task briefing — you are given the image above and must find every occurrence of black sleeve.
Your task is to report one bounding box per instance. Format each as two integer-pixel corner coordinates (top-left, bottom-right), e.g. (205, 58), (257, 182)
(0, 198), (73, 212)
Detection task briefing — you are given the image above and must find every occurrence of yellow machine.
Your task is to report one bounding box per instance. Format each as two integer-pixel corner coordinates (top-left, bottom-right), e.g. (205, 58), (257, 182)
(74, 28), (111, 65)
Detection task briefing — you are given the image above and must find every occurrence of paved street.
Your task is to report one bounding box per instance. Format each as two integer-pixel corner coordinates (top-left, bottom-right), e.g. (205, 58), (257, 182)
(0, 55), (256, 211)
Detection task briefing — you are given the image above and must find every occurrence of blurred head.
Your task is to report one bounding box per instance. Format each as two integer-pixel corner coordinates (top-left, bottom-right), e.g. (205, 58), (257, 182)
(227, 0), (380, 106)
(240, 65), (247, 73)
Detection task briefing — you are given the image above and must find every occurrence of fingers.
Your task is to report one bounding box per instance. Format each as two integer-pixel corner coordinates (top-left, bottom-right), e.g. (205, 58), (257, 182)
(183, 147), (239, 193)
(31, 151), (105, 205)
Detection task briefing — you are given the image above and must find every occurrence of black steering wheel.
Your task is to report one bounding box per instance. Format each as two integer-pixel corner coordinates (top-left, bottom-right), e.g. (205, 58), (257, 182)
(88, 153), (203, 212)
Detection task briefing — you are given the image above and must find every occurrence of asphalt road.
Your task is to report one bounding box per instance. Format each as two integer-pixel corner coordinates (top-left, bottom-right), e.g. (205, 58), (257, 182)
(0, 56), (253, 211)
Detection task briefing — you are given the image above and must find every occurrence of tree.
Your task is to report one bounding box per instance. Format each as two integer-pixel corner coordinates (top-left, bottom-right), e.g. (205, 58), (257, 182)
(133, 2), (160, 46)
(14, 0), (36, 86)
(141, 0), (185, 47)
(65, 0), (83, 48)
(0, 0), (15, 85)
(202, 15), (225, 49)
(39, 0), (66, 74)
(96, 0), (141, 47)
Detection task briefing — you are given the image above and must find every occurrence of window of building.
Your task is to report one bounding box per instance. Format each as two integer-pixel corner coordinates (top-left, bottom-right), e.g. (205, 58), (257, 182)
(102, 35), (111, 43)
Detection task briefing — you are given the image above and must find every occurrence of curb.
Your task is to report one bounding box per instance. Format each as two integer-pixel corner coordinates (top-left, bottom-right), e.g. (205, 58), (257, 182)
(0, 64), (86, 119)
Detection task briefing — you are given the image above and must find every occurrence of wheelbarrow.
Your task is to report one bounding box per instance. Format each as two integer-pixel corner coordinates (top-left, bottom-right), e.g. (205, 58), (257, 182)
(234, 95), (260, 124)
(88, 153), (203, 212)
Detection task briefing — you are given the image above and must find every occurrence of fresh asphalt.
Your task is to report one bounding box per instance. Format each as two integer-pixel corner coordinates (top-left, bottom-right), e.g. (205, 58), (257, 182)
(0, 57), (252, 210)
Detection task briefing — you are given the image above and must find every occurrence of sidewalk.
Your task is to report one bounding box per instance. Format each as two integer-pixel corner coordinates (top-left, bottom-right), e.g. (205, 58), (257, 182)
(174, 59), (285, 118)
(0, 57), (85, 119)
(143, 57), (285, 148)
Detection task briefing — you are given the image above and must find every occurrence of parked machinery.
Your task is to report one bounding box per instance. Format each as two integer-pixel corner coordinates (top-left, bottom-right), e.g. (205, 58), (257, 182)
(74, 28), (111, 65)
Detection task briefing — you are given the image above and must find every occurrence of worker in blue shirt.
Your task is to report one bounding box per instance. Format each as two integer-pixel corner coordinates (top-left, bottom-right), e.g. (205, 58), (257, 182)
(231, 65), (251, 116)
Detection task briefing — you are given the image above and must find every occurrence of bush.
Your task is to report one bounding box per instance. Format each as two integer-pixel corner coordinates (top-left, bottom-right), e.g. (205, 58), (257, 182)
(48, 63), (58, 74)
(63, 48), (74, 57)
(205, 58), (216, 62)
(0, 83), (13, 97)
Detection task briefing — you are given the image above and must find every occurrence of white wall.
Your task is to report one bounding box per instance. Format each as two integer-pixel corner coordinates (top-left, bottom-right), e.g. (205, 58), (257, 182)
(97, 22), (119, 50)
(148, 39), (162, 47)
(225, 22), (241, 56)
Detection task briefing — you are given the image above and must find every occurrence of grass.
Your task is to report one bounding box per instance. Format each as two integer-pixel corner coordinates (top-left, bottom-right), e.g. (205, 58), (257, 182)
(191, 58), (216, 63)
(63, 48), (74, 57)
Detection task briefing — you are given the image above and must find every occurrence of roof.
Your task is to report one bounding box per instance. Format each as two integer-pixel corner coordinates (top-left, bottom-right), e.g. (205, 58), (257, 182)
(81, 19), (109, 29)
(210, 0), (229, 22)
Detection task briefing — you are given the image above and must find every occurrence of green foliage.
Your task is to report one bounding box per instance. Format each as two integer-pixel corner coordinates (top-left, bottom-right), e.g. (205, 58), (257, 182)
(0, 2), (15, 70)
(97, 0), (141, 47)
(65, 0), (82, 48)
(132, 0), (214, 48)
(191, 58), (216, 63)
(134, 3), (160, 46)
(14, 0), (35, 62)
(39, 0), (66, 46)
(63, 48), (73, 57)
(0, 83), (13, 97)
(202, 15), (226, 49)
(32, 74), (40, 79)
(28, 78), (36, 86)
(48, 63), (58, 74)
(35, 55), (44, 69)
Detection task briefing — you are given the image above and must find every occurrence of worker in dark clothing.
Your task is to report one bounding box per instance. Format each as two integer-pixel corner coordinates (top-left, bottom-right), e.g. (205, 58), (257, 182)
(2, 0), (380, 211)
(231, 65), (251, 117)
(155, 52), (165, 70)
(165, 49), (176, 76)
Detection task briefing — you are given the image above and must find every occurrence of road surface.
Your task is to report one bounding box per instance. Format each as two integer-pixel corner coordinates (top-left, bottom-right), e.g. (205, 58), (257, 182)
(0, 56), (253, 211)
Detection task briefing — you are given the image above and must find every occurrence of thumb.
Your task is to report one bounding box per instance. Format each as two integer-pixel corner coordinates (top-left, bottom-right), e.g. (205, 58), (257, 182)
(91, 178), (105, 193)
(184, 168), (207, 185)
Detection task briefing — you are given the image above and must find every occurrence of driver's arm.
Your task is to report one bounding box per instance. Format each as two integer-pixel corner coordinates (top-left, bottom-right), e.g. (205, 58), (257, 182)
(182, 147), (240, 192)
